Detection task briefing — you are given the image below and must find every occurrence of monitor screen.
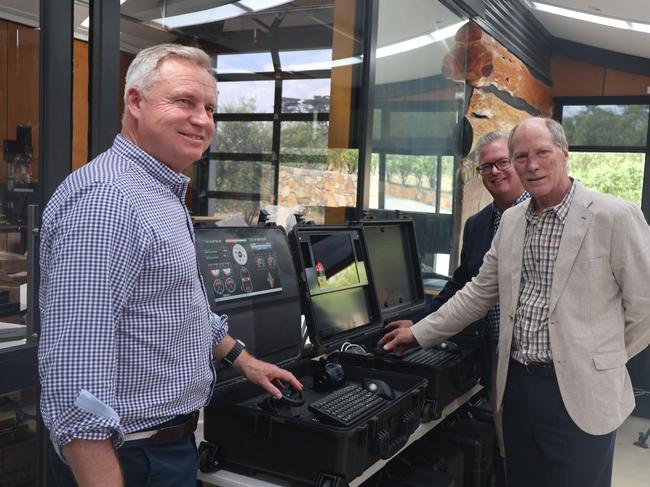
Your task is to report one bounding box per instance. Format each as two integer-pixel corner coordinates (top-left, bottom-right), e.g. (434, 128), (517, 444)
(309, 233), (360, 291)
(196, 233), (283, 304)
(363, 224), (415, 310)
(292, 226), (380, 342)
(195, 226), (301, 364)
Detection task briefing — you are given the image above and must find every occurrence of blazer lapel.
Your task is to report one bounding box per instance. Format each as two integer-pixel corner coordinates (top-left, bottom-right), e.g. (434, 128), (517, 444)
(548, 185), (593, 315)
(510, 208), (526, 311)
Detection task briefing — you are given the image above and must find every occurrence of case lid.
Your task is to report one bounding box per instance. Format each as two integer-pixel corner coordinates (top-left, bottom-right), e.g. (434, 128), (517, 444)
(194, 225), (302, 382)
(360, 219), (425, 322)
(290, 224), (383, 350)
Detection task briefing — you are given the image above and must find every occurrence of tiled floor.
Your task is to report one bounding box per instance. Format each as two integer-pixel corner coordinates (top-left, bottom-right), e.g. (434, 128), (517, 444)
(612, 414), (650, 486)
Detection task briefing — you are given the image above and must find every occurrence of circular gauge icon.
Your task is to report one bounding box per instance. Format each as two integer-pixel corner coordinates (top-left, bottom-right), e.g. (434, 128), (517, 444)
(232, 244), (248, 265)
(256, 257), (265, 268)
(267, 256), (274, 267)
(213, 279), (225, 295)
(225, 277), (236, 293)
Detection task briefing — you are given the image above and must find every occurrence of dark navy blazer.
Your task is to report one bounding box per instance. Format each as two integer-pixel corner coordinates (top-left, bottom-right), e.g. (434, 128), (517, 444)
(412, 203), (495, 330)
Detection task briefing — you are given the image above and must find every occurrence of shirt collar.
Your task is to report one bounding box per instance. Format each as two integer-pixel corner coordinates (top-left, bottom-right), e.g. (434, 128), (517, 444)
(525, 179), (575, 223)
(493, 191), (531, 217)
(112, 134), (190, 199)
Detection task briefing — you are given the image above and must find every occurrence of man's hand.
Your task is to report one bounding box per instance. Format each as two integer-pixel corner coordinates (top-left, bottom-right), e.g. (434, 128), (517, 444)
(377, 324), (417, 356)
(383, 319), (414, 331)
(234, 352), (303, 399)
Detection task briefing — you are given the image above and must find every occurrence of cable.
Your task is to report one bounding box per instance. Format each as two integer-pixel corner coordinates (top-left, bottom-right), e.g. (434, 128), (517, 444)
(339, 342), (369, 354)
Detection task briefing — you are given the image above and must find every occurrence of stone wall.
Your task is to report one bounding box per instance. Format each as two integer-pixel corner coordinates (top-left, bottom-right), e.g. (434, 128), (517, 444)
(277, 165), (357, 208)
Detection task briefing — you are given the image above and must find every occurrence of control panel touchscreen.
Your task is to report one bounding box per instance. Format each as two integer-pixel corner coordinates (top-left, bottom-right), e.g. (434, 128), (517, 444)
(196, 232), (283, 304)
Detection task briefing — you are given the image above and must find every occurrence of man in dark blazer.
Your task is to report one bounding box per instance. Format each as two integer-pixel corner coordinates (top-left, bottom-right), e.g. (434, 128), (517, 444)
(388, 131), (528, 462)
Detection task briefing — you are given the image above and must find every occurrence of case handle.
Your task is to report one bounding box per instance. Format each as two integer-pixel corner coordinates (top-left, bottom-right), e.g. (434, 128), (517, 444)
(375, 430), (408, 459)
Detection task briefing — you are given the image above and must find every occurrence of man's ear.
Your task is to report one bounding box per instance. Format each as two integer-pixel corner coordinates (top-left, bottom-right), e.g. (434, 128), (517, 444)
(562, 144), (569, 161)
(125, 87), (144, 119)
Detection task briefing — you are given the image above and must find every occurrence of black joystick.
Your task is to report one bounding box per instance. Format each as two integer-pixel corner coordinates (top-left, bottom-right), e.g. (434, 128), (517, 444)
(278, 383), (305, 407)
(362, 379), (396, 400)
(259, 382), (305, 412)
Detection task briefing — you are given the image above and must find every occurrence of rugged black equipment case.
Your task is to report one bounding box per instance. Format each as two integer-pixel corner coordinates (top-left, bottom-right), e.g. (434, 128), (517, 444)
(196, 225), (427, 486)
(290, 221), (481, 421)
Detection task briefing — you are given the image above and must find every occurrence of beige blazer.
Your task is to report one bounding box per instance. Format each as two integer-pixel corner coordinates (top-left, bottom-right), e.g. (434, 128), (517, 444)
(412, 182), (650, 435)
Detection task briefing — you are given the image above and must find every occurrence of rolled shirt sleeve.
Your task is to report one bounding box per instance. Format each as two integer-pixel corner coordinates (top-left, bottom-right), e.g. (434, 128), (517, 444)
(39, 184), (149, 448)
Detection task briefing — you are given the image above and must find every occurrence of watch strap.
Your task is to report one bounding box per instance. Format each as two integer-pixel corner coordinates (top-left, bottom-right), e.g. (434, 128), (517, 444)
(221, 340), (245, 367)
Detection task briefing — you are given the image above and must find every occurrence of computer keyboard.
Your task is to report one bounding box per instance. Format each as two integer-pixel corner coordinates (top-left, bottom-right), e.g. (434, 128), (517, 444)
(402, 348), (456, 367)
(309, 383), (388, 427)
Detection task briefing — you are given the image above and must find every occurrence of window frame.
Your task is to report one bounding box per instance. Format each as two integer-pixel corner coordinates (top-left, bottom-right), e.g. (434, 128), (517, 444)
(555, 95), (650, 219)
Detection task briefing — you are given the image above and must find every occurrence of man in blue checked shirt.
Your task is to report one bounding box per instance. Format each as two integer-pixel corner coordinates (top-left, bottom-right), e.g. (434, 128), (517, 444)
(39, 44), (302, 487)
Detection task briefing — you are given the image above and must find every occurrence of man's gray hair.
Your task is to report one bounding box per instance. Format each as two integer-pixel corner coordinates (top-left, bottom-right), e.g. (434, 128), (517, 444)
(123, 44), (214, 119)
(508, 117), (568, 155)
(474, 131), (509, 165)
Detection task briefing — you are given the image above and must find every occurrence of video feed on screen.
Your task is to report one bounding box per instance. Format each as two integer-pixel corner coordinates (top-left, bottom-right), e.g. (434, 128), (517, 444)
(309, 233), (360, 291)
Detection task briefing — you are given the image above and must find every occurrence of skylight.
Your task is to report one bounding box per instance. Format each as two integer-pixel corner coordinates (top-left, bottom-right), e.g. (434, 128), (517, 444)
(530, 1), (650, 34)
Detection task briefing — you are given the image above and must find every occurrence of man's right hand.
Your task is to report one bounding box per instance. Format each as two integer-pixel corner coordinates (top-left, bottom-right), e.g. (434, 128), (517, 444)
(377, 321), (417, 356)
(383, 319), (414, 331)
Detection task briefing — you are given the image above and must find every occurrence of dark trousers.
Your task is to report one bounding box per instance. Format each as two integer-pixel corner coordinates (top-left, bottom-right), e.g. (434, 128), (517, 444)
(503, 360), (616, 487)
(48, 434), (198, 487)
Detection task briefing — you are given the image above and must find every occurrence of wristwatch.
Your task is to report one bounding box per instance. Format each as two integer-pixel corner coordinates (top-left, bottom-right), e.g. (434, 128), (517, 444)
(221, 339), (246, 367)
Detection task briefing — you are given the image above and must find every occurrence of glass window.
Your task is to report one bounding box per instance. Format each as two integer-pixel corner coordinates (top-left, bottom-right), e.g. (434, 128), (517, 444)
(389, 110), (458, 139)
(563, 105), (649, 147)
(214, 121), (274, 153)
(0, 6), (42, 333)
(0, 4), (44, 483)
(559, 101), (650, 217)
(122, 0), (365, 224)
(384, 155), (437, 212)
(208, 159), (275, 196)
(279, 49), (333, 71)
(216, 52), (274, 74)
(570, 152), (644, 206)
(370, 0), (468, 275)
(281, 121), (328, 153)
(217, 81), (275, 113)
(282, 79), (331, 113)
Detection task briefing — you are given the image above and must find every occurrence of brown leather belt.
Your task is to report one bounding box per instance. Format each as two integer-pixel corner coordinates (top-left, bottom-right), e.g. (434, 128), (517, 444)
(510, 358), (555, 377)
(123, 411), (199, 445)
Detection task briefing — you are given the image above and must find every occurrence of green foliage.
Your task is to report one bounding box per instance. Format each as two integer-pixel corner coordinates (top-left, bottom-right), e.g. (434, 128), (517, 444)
(387, 155), (414, 185)
(281, 121), (328, 153)
(217, 97), (272, 153)
(569, 152), (644, 205)
(327, 149), (358, 174)
(563, 105), (648, 147)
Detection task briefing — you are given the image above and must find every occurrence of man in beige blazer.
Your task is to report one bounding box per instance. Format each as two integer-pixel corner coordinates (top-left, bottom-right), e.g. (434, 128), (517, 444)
(379, 117), (650, 487)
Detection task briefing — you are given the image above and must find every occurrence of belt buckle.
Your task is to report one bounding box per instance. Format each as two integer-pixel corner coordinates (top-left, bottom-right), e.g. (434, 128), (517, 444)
(524, 362), (534, 375)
